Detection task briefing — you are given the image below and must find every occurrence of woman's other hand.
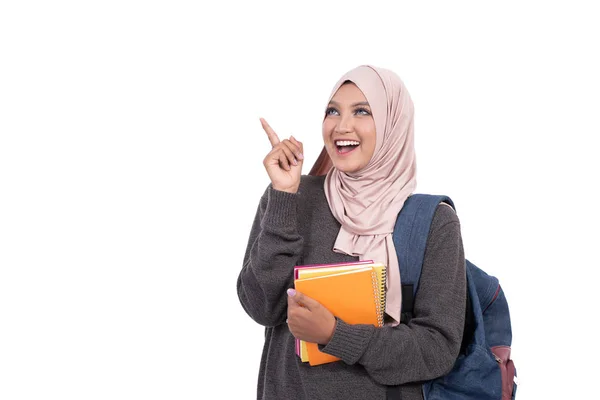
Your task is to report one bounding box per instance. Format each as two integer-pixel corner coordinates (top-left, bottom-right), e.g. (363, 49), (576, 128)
(261, 118), (304, 194)
(286, 289), (336, 345)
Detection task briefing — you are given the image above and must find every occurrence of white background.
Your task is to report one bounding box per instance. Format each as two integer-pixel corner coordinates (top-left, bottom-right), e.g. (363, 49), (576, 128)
(1, 1), (598, 399)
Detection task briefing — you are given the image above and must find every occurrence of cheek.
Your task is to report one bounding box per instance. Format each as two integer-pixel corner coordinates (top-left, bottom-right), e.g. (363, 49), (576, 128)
(358, 121), (377, 145)
(322, 120), (334, 139)
(358, 125), (377, 163)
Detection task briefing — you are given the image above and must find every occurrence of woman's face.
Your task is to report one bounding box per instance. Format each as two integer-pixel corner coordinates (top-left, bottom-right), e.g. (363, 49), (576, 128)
(322, 82), (377, 174)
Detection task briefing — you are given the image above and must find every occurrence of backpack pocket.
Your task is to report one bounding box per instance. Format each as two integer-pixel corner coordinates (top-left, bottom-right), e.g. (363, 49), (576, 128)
(424, 344), (502, 400)
(491, 346), (516, 400)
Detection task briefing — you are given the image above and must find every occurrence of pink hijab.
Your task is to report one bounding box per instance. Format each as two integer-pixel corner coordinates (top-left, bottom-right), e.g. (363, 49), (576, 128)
(324, 65), (417, 326)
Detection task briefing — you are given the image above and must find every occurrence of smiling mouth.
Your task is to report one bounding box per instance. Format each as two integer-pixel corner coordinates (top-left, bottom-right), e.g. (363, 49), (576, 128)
(335, 140), (360, 155)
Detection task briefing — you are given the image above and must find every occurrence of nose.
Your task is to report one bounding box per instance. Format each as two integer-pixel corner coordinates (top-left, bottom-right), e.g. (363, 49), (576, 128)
(334, 114), (353, 134)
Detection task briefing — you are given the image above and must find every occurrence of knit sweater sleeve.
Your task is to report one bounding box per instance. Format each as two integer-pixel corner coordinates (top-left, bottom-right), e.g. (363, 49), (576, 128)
(319, 204), (466, 386)
(236, 185), (304, 327)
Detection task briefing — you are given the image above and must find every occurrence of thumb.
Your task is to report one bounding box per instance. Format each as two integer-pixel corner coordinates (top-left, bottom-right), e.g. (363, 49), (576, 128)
(287, 288), (300, 308)
(287, 289), (316, 311)
(289, 136), (304, 162)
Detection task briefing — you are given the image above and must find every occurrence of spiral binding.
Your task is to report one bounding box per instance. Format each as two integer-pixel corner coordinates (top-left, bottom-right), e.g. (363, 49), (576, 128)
(379, 267), (387, 323)
(372, 267), (387, 327)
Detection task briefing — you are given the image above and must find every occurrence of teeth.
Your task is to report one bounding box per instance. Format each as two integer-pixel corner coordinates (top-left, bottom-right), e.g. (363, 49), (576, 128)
(335, 140), (360, 146)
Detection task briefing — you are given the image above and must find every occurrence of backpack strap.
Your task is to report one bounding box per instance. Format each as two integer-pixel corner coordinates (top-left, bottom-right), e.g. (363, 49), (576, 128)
(393, 194), (455, 322)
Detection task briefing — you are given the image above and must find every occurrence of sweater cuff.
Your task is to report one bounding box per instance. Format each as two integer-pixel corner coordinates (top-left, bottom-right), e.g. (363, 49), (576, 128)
(262, 186), (298, 228)
(319, 319), (374, 365)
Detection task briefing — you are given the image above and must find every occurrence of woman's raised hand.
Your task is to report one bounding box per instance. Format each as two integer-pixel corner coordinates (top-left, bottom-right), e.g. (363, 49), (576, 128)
(261, 118), (304, 193)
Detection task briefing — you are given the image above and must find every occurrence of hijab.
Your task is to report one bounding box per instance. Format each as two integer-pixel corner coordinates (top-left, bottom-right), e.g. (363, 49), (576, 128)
(324, 65), (417, 326)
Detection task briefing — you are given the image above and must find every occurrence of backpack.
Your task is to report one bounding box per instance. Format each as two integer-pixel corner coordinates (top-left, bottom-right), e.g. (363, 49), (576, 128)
(388, 194), (517, 400)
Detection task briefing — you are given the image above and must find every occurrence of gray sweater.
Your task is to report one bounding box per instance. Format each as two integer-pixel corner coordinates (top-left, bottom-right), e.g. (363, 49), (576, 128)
(237, 175), (466, 400)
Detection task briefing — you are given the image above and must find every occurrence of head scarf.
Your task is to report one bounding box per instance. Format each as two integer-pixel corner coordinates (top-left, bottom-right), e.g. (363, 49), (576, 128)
(324, 65), (417, 326)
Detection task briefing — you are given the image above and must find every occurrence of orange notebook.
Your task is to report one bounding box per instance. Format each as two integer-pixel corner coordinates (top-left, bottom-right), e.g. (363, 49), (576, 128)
(293, 260), (375, 360)
(294, 265), (386, 366)
(294, 262), (385, 362)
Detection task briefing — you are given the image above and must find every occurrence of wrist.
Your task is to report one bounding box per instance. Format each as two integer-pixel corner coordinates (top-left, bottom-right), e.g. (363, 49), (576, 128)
(320, 317), (337, 345)
(272, 184), (299, 194)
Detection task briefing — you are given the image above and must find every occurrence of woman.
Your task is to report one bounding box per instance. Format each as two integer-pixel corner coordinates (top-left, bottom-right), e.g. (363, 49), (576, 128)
(237, 65), (466, 400)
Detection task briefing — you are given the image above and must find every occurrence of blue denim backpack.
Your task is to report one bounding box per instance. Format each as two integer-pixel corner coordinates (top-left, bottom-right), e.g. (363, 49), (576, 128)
(388, 194), (517, 400)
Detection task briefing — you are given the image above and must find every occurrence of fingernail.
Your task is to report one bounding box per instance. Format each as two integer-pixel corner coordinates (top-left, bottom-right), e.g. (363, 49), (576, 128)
(292, 158), (298, 166)
(297, 153), (304, 160)
(287, 288), (296, 297)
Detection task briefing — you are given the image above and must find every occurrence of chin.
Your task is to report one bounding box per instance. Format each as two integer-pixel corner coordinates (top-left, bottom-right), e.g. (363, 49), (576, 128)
(327, 149), (361, 173)
(332, 161), (361, 174)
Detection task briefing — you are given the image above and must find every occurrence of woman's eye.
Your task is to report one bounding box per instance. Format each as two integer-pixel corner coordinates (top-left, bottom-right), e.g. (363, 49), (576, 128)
(355, 108), (371, 116)
(325, 107), (339, 116)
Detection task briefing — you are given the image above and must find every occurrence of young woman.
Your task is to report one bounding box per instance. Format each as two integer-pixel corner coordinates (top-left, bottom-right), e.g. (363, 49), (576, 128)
(237, 65), (466, 400)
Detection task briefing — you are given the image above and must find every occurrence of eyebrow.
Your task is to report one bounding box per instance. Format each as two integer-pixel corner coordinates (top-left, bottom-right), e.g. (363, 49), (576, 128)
(328, 100), (371, 107)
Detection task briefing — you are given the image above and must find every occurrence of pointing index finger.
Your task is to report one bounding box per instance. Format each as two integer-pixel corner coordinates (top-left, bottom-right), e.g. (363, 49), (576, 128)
(260, 118), (280, 147)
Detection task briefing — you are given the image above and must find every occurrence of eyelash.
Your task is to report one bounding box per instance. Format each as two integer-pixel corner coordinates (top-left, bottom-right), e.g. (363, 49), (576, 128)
(325, 107), (371, 116)
(325, 107), (338, 116)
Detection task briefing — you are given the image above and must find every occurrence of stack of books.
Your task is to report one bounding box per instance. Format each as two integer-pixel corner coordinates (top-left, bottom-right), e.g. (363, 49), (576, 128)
(293, 260), (387, 366)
